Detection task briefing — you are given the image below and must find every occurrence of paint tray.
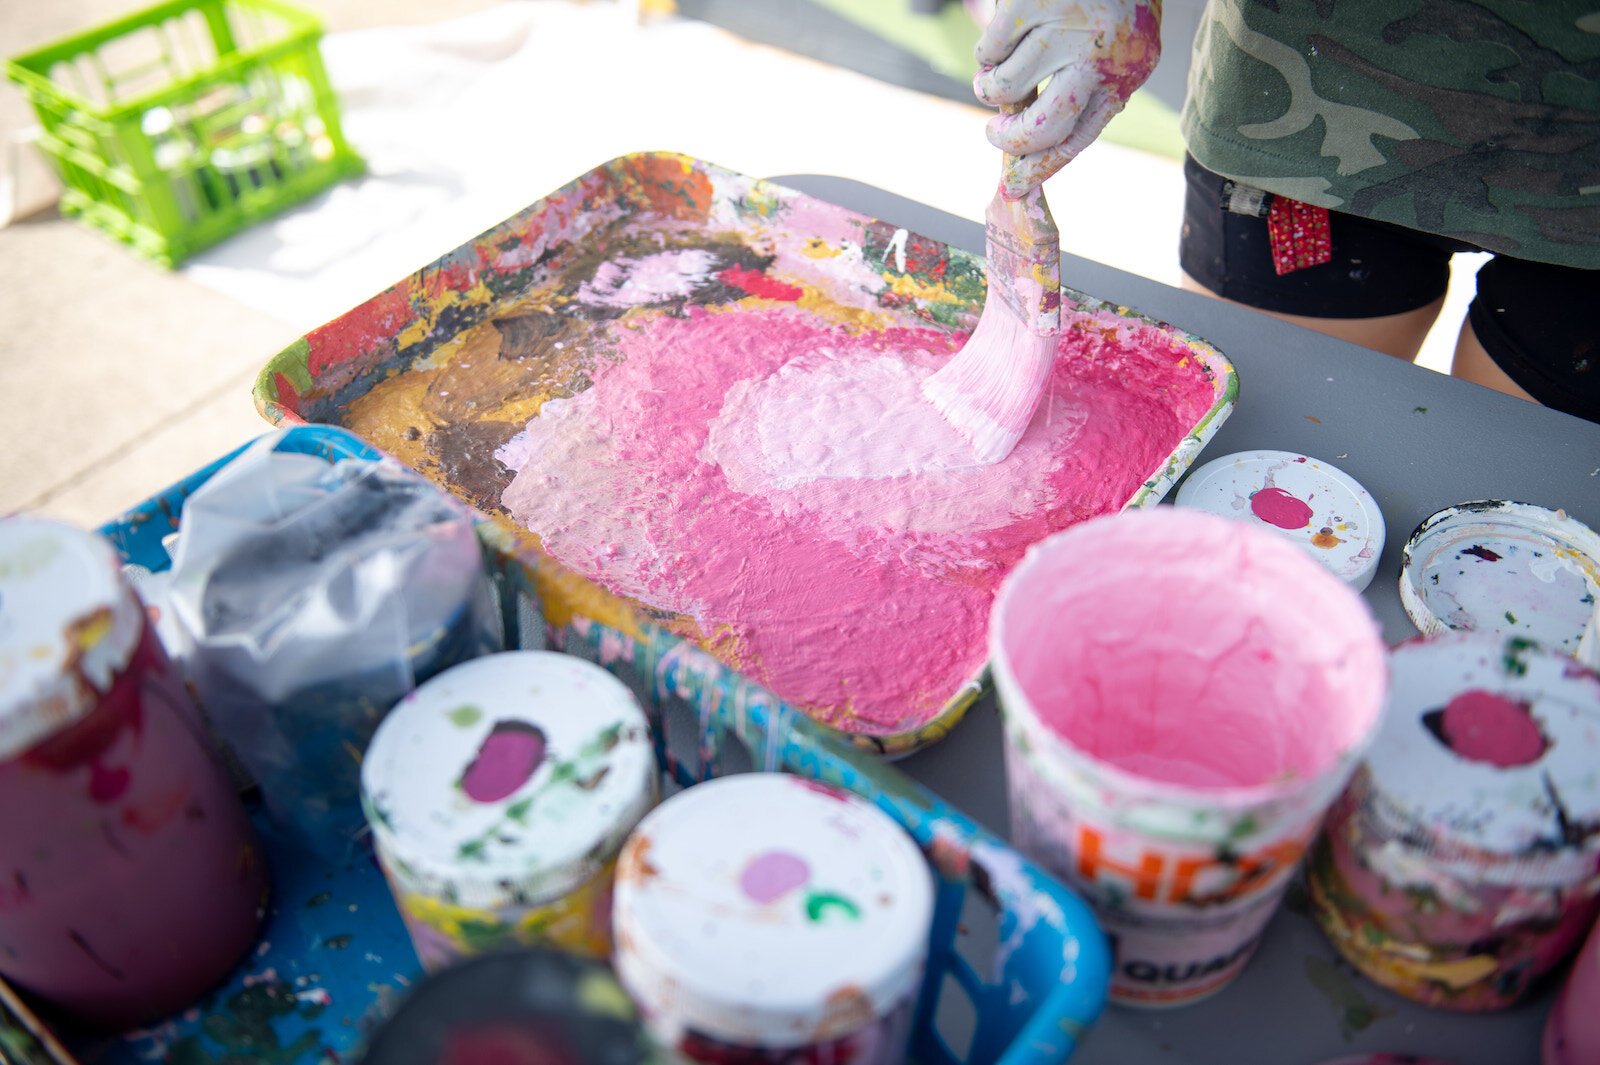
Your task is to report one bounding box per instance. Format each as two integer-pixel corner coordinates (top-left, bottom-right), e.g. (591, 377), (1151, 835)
(0, 424), (1109, 1065)
(253, 153), (1238, 756)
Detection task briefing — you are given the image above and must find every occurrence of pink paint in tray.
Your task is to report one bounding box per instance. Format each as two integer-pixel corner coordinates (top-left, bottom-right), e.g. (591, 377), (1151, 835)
(256, 153), (1238, 754)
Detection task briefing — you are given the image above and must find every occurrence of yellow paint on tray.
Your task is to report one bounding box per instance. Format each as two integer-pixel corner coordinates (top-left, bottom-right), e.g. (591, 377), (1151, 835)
(880, 270), (962, 306)
(795, 290), (893, 334)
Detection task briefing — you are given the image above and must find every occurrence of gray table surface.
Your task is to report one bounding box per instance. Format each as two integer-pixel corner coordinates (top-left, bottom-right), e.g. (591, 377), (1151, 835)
(774, 174), (1600, 1065)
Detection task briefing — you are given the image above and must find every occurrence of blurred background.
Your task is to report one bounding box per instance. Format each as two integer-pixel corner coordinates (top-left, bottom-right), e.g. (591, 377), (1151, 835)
(0, 0), (1469, 526)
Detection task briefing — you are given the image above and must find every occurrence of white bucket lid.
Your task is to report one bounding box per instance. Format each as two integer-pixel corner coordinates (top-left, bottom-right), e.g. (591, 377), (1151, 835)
(613, 773), (933, 1048)
(1399, 500), (1600, 655)
(361, 651), (656, 909)
(0, 518), (145, 760)
(1175, 450), (1385, 590)
(1364, 634), (1600, 885)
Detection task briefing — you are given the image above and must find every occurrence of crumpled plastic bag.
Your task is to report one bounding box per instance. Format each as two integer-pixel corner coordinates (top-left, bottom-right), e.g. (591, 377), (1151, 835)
(162, 432), (501, 856)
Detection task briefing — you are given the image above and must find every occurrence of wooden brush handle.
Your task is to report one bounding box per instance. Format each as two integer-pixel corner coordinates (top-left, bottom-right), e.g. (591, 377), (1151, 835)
(989, 90), (1061, 333)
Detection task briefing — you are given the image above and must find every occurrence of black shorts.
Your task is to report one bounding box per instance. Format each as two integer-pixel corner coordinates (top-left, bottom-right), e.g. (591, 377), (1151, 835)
(1179, 154), (1600, 424)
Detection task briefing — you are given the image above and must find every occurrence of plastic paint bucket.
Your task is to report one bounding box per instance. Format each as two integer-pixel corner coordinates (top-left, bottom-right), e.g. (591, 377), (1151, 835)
(0, 518), (265, 1028)
(1308, 633), (1600, 1010)
(362, 651), (656, 970)
(991, 507), (1387, 1007)
(359, 949), (653, 1065)
(612, 773), (934, 1063)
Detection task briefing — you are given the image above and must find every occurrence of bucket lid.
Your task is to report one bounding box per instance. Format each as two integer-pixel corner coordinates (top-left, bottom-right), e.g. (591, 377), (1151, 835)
(1174, 450), (1385, 590)
(1364, 634), (1600, 884)
(613, 773), (933, 1048)
(361, 651), (656, 909)
(0, 518), (144, 760)
(1399, 500), (1600, 655)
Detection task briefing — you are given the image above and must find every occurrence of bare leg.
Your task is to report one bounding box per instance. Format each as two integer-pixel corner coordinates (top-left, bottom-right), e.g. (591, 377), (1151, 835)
(1448, 316), (1537, 403)
(1181, 272), (1445, 361)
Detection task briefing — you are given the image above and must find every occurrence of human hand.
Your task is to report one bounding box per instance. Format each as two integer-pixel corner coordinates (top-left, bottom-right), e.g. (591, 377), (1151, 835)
(974, 0), (1162, 197)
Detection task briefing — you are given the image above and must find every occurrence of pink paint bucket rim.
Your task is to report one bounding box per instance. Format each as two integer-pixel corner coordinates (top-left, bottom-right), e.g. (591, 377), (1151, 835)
(990, 507), (1388, 814)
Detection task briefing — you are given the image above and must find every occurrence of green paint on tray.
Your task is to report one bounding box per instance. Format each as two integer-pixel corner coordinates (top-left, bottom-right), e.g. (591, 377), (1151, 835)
(269, 338), (316, 395)
(305, 891), (332, 909)
(322, 933), (353, 950)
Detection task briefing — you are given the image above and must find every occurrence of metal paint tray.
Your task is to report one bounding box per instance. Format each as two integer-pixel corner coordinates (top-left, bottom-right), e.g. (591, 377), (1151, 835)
(0, 425), (1109, 1065)
(252, 152), (1238, 756)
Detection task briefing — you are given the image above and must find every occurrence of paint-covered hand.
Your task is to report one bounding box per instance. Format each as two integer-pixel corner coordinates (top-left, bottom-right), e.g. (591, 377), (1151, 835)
(974, 0), (1161, 196)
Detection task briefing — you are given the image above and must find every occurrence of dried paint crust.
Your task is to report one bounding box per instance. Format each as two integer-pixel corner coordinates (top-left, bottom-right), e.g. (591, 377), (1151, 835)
(255, 153), (1237, 753)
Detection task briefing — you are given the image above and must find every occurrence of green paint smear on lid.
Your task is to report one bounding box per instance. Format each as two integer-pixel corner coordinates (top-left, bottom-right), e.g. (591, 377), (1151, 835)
(447, 704), (483, 728)
(805, 890), (862, 923)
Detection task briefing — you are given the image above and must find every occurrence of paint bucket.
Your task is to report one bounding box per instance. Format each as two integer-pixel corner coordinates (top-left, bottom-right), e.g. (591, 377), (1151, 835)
(0, 517), (266, 1028)
(1308, 633), (1600, 1010)
(1399, 500), (1600, 656)
(359, 949), (653, 1065)
(612, 773), (934, 1063)
(361, 651), (656, 971)
(1174, 450), (1385, 591)
(990, 507), (1387, 1007)
(1544, 916), (1600, 1065)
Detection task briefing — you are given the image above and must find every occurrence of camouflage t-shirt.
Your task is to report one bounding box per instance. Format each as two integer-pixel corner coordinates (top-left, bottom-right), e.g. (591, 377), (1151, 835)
(1181, 0), (1600, 269)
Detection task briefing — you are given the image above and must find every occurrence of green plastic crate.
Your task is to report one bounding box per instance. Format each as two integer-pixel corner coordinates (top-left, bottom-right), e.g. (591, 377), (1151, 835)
(5, 0), (363, 266)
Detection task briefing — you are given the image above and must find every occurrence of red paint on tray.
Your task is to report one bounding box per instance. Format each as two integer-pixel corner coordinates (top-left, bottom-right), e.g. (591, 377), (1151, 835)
(1440, 689), (1546, 767)
(460, 722), (548, 803)
(271, 373), (303, 416)
(1462, 544), (1502, 562)
(1251, 486), (1313, 530)
(718, 266), (803, 302)
(307, 285), (415, 376)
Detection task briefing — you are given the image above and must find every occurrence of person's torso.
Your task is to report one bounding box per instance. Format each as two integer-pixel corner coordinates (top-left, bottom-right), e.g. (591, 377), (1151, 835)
(1181, 0), (1600, 268)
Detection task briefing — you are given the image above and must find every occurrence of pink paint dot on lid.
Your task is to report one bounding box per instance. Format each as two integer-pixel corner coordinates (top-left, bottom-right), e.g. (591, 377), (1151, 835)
(1250, 486), (1314, 530)
(739, 850), (810, 904)
(1439, 689), (1546, 767)
(459, 721), (547, 804)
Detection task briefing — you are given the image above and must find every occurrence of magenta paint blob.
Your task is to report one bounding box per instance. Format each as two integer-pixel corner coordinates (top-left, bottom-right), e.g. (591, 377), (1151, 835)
(460, 721), (548, 803)
(739, 850), (811, 904)
(1249, 486), (1313, 531)
(1438, 689), (1545, 767)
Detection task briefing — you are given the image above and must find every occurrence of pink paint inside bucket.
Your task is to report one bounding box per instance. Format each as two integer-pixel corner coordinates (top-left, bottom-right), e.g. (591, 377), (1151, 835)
(993, 508), (1386, 790)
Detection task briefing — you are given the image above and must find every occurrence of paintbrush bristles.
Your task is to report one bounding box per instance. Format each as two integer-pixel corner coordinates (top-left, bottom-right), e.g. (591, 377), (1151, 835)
(922, 183), (1062, 464)
(922, 298), (1057, 464)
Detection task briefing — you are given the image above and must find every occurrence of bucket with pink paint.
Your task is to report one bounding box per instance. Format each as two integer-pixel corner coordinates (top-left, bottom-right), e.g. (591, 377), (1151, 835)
(1308, 633), (1600, 1011)
(991, 507), (1387, 1007)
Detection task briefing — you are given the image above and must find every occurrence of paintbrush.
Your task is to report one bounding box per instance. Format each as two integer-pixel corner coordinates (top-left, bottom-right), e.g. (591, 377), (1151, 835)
(923, 97), (1061, 464)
